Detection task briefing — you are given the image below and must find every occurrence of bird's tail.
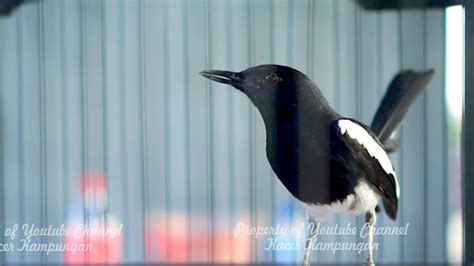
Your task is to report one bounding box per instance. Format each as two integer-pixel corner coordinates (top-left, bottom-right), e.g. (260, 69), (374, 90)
(371, 69), (435, 147)
(371, 69), (435, 219)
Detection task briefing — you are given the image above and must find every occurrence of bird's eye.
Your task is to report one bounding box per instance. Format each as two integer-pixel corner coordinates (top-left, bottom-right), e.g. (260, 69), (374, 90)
(262, 73), (279, 88)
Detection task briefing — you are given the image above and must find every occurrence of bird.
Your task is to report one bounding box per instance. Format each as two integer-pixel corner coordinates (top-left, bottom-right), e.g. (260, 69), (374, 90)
(200, 64), (433, 265)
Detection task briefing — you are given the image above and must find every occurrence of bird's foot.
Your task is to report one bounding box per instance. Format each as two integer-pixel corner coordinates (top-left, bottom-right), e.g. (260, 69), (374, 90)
(302, 258), (310, 266)
(302, 246), (313, 266)
(302, 250), (311, 266)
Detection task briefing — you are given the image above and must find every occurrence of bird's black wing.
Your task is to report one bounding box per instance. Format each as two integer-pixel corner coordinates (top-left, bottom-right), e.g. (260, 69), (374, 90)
(331, 118), (399, 219)
(371, 70), (435, 145)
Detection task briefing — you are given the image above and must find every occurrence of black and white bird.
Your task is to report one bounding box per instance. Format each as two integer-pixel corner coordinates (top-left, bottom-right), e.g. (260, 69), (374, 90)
(200, 65), (433, 265)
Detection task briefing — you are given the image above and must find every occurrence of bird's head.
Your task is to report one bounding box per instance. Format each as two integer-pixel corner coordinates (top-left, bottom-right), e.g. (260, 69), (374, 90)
(200, 64), (337, 127)
(200, 64), (315, 105)
(201, 64), (311, 91)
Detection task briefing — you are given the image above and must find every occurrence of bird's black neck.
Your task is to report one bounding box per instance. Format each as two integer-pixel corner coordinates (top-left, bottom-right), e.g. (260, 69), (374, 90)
(249, 82), (339, 138)
(247, 82), (339, 201)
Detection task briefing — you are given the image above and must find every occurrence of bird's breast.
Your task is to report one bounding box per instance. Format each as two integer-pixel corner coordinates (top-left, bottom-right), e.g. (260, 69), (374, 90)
(300, 180), (380, 221)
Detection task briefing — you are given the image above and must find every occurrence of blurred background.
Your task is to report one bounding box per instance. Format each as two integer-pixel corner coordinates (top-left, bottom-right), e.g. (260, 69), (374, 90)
(0, 0), (465, 264)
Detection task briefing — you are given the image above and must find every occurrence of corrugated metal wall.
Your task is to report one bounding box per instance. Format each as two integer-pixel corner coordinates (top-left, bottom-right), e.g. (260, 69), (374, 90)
(0, 0), (455, 263)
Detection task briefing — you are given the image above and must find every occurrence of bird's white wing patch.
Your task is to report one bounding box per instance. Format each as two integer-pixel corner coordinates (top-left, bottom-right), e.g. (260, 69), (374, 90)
(337, 119), (400, 197)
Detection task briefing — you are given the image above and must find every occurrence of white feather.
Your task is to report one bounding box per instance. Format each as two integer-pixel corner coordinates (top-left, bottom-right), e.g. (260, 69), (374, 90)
(301, 181), (380, 220)
(337, 119), (400, 197)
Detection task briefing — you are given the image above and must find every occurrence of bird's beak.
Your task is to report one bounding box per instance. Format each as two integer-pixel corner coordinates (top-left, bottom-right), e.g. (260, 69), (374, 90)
(200, 70), (242, 87)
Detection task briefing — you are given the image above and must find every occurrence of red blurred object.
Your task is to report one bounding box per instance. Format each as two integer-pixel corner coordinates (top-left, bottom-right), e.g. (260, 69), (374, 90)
(146, 211), (252, 263)
(64, 219), (123, 264)
(64, 172), (123, 264)
(79, 172), (107, 193)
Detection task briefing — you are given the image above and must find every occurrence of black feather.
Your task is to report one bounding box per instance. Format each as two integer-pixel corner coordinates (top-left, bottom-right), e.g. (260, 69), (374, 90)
(371, 70), (435, 145)
(370, 69), (435, 217)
